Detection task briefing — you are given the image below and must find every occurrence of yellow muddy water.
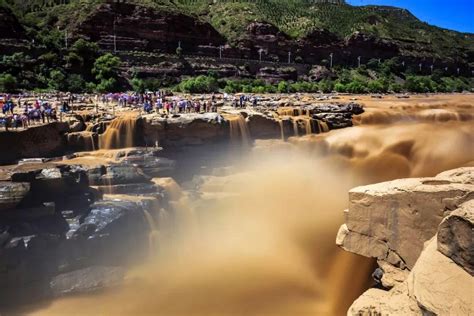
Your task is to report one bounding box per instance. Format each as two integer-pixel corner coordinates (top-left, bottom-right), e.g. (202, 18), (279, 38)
(30, 94), (474, 316)
(226, 114), (251, 147)
(98, 114), (138, 150)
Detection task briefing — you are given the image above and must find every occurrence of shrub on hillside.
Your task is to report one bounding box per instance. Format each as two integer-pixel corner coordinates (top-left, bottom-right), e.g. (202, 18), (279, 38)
(0, 73), (17, 92)
(179, 75), (219, 93)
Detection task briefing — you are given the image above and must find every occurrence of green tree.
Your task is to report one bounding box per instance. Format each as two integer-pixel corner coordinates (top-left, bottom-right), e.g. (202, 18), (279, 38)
(334, 82), (346, 93)
(131, 77), (145, 93)
(48, 69), (66, 91)
(92, 54), (122, 92)
(66, 74), (86, 93)
(277, 81), (289, 93)
(318, 79), (334, 93)
(0, 73), (18, 92)
(92, 53), (121, 81)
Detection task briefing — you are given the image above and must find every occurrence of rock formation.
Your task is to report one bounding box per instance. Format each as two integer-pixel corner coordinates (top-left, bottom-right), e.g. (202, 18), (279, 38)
(0, 99), (363, 165)
(76, 3), (226, 54)
(338, 167), (474, 315)
(0, 149), (170, 308)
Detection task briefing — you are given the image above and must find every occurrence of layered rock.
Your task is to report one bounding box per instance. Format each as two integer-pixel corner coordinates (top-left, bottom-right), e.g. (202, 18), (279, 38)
(340, 167), (474, 315)
(143, 113), (228, 147)
(337, 168), (474, 269)
(437, 199), (474, 275)
(0, 156), (165, 308)
(0, 122), (69, 164)
(76, 3), (225, 53)
(0, 182), (30, 211)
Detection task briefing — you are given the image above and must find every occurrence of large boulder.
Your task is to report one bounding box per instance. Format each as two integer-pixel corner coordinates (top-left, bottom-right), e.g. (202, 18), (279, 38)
(97, 164), (150, 186)
(407, 237), (473, 315)
(0, 122), (69, 164)
(9, 164), (91, 213)
(437, 199), (473, 275)
(143, 113), (227, 147)
(66, 131), (97, 152)
(64, 200), (150, 266)
(344, 168), (474, 316)
(337, 167), (474, 269)
(247, 113), (282, 139)
(0, 182), (30, 211)
(50, 266), (125, 297)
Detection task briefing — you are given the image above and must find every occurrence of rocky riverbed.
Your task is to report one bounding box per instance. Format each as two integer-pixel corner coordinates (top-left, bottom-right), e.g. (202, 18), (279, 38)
(0, 93), (473, 315)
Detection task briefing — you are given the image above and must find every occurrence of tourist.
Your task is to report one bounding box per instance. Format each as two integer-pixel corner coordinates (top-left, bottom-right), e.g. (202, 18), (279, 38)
(143, 101), (153, 113)
(62, 101), (70, 113)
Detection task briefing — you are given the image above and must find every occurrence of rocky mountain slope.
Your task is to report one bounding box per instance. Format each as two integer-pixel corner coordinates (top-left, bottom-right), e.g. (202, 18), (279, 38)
(337, 167), (473, 315)
(1, 0), (473, 67)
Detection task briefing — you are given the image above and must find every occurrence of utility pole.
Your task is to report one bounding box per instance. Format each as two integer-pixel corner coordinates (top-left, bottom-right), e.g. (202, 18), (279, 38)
(357, 56), (361, 68)
(288, 51), (291, 64)
(113, 18), (117, 53)
(329, 53), (333, 69)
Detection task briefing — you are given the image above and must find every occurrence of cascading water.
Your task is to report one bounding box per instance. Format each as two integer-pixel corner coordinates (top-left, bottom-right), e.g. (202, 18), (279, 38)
(99, 115), (138, 150)
(227, 114), (250, 147)
(143, 209), (160, 255)
(317, 120), (330, 133)
(278, 120), (287, 140)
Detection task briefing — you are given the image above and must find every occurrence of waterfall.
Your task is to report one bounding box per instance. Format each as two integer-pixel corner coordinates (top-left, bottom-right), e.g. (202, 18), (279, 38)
(85, 133), (96, 151)
(99, 115), (138, 150)
(293, 119), (299, 136)
(278, 120), (285, 140)
(317, 120), (330, 133)
(303, 118), (312, 135)
(228, 115), (250, 147)
(143, 209), (160, 255)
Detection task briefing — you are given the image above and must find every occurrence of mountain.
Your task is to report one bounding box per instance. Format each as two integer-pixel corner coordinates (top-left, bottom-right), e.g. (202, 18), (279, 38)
(0, 0), (472, 92)
(2, 0), (473, 62)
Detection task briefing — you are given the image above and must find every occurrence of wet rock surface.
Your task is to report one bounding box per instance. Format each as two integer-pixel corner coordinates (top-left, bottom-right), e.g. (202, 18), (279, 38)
(0, 181), (30, 211)
(50, 266), (125, 297)
(0, 157), (162, 309)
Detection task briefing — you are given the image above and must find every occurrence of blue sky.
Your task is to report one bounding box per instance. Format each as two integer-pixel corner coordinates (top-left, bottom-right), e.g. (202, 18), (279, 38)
(347, 0), (474, 33)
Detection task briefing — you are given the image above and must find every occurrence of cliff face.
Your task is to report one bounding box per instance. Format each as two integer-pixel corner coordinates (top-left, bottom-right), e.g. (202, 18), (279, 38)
(0, 6), (26, 40)
(0, 6), (29, 55)
(338, 167), (474, 315)
(76, 3), (226, 54)
(68, 2), (468, 68)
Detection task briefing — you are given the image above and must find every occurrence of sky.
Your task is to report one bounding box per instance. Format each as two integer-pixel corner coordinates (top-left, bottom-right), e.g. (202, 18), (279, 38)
(347, 0), (474, 33)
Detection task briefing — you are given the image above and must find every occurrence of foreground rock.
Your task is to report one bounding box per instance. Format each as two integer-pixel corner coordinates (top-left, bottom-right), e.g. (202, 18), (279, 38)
(437, 199), (474, 275)
(337, 167), (474, 269)
(0, 155), (167, 308)
(340, 167), (474, 315)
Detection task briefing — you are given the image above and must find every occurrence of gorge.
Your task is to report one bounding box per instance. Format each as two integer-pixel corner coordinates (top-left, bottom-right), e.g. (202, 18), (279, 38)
(0, 93), (473, 315)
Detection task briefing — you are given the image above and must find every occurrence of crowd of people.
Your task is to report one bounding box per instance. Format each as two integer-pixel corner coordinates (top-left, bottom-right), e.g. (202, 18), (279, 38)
(0, 91), (260, 131)
(99, 91), (259, 115)
(0, 94), (75, 131)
